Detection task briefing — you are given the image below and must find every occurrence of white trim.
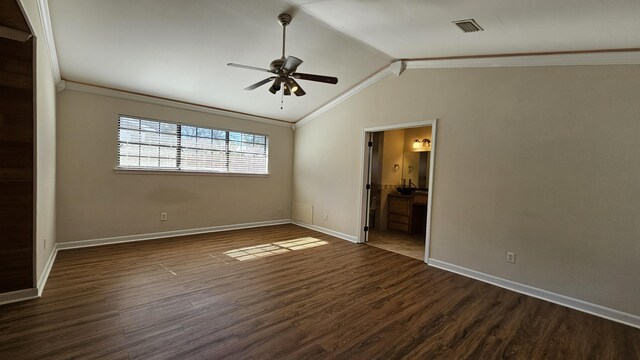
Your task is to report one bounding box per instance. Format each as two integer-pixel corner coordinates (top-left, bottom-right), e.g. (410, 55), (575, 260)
(405, 52), (640, 70)
(57, 219), (292, 250)
(362, 120), (436, 133)
(37, 244), (58, 296)
(357, 130), (371, 244)
(428, 259), (640, 329)
(294, 51), (640, 128)
(424, 119), (436, 263)
(358, 119), (437, 256)
(0, 288), (39, 306)
(56, 79), (66, 93)
(292, 221), (358, 243)
(296, 66), (393, 127)
(389, 60), (406, 76)
(36, 0), (61, 84)
(62, 81), (293, 128)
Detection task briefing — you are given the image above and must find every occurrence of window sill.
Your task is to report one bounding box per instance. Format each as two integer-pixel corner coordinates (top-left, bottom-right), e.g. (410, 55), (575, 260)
(113, 168), (270, 177)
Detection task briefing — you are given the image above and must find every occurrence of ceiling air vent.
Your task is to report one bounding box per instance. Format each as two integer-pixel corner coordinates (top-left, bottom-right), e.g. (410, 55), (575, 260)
(453, 19), (484, 33)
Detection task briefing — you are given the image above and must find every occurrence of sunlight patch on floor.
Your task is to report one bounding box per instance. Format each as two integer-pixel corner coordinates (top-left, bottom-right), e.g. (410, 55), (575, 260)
(224, 237), (328, 261)
(275, 237), (328, 250)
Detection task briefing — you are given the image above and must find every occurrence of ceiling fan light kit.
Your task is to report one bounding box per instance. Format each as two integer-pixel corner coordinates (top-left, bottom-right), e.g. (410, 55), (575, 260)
(227, 13), (338, 99)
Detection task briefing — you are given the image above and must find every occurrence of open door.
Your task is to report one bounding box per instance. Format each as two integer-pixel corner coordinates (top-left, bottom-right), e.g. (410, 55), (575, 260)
(358, 120), (437, 262)
(362, 132), (374, 242)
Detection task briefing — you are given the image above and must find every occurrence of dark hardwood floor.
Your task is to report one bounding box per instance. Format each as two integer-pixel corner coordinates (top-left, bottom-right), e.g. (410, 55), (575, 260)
(0, 224), (638, 359)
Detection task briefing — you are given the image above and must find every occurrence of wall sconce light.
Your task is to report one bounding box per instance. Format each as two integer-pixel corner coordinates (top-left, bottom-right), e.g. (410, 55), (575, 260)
(412, 138), (431, 150)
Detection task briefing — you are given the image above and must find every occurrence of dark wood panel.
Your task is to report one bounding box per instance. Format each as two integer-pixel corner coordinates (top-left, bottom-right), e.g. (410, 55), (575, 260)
(0, 35), (33, 293)
(0, 69), (32, 89)
(0, 225), (637, 359)
(0, 0), (30, 34)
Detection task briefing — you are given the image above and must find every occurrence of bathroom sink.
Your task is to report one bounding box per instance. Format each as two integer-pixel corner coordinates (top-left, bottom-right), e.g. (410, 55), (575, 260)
(396, 187), (416, 195)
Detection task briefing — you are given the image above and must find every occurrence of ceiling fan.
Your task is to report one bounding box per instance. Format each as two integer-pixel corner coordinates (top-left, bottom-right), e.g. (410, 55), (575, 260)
(227, 13), (338, 97)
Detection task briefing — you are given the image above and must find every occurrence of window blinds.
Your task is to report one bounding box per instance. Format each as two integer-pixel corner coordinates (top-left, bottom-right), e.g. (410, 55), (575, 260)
(117, 116), (269, 174)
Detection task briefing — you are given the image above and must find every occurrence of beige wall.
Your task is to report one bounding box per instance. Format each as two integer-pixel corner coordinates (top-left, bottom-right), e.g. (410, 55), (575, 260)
(293, 65), (640, 315)
(381, 129), (404, 186)
(56, 90), (293, 242)
(20, 0), (57, 282)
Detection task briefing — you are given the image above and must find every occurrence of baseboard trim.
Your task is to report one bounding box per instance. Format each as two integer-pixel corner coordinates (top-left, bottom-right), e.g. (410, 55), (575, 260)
(57, 219), (293, 250)
(0, 288), (39, 306)
(428, 259), (640, 329)
(291, 221), (359, 243)
(405, 51), (640, 70)
(37, 244), (58, 296)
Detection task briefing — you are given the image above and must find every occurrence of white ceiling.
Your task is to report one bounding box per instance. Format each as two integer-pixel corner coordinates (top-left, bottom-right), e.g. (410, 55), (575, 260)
(296, 0), (640, 59)
(48, 0), (640, 122)
(48, 0), (390, 122)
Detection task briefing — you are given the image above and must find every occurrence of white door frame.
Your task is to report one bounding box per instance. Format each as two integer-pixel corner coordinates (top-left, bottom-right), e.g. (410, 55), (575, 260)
(357, 119), (438, 264)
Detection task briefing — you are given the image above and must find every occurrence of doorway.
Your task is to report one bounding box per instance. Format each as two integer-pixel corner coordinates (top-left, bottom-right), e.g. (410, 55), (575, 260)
(359, 120), (437, 263)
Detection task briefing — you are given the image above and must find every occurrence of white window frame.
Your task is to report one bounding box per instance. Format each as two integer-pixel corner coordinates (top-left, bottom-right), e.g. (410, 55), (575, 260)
(115, 115), (269, 176)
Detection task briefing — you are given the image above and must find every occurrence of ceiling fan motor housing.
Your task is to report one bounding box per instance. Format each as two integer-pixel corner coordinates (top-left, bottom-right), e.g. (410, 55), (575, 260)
(277, 13), (292, 27)
(270, 58), (285, 72)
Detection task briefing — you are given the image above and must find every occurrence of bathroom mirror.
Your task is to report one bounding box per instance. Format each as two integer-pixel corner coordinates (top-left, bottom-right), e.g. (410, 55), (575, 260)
(402, 151), (430, 189)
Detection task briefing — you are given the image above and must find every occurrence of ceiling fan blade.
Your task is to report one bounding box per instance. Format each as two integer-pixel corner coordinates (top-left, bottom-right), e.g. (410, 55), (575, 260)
(227, 63), (274, 74)
(293, 72), (338, 84)
(282, 56), (303, 73)
(244, 77), (276, 90)
(287, 78), (306, 96)
(294, 84), (306, 96)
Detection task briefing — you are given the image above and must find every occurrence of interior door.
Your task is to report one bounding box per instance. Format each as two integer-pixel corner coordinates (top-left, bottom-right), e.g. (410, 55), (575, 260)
(363, 132), (373, 242)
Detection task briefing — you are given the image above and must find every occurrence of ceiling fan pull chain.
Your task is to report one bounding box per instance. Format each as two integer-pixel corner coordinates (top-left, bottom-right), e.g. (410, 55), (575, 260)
(281, 90), (284, 110)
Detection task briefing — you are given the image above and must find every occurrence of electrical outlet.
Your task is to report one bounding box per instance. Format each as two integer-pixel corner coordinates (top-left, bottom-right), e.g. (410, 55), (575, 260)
(506, 252), (516, 264)
(278, 205), (283, 212)
(323, 214), (328, 221)
(161, 212), (167, 221)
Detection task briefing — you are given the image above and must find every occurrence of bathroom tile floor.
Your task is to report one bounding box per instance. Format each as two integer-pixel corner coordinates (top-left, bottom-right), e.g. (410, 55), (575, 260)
(366, 230), (425, 260)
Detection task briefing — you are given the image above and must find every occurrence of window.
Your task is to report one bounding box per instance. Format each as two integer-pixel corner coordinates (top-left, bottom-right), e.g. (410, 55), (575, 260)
(117, 115), (268, 175)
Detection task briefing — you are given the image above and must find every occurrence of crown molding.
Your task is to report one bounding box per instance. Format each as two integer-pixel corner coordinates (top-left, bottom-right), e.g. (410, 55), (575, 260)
(294, 50), (640, 127)
(36, 0), (61, 84)
(405, 50), (640, 69)
(62, 81), (293, 128)
(295, 64), (394, 127)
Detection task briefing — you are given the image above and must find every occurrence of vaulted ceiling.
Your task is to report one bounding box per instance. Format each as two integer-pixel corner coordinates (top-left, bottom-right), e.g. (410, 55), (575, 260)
(48, 0), (640, 122)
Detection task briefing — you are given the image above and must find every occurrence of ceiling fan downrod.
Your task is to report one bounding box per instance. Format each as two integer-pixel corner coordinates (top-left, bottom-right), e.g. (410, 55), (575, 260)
(277, 13), (292, 59)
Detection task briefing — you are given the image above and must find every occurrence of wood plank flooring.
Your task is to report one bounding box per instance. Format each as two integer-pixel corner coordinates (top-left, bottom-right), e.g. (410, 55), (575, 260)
(0, 224), (638, 359)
